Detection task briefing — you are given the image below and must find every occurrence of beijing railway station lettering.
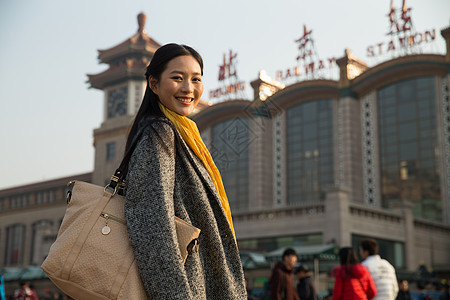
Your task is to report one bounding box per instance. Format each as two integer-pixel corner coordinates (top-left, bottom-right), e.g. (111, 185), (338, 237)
(209, 50), (246, 100)
(276, 25), (337, 82)
(276, 58), (336, 81)
(367, 30), (436, 57)
(209, 82), (245, 98)
(366, 0), (436, 58)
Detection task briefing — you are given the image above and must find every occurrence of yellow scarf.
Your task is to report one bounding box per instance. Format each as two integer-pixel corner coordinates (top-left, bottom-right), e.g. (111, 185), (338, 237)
(158, 103), (235, 238)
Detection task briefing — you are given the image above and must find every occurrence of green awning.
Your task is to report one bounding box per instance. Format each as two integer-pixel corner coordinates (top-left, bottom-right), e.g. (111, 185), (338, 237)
(240, 250), (270, 270)
(0, 266), (47, 282)
(266, 244), (340, 261)
(20, 266), (47, 280)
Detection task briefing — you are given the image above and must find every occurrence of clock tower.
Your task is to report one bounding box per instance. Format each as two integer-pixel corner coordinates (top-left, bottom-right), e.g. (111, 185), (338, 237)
(87, 12), (161, 186)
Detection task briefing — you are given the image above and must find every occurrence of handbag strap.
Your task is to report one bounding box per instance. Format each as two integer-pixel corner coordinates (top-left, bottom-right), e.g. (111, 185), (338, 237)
(105, 127), (144, 194)
(106, 118), (176, 194)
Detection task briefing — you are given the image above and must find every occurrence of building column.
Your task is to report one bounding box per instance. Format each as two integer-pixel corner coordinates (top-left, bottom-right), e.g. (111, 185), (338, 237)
(439, 27), (450, 224)
(324, 186), (351, 246)
(393, 199), (415, 271)
(401, 201), (415, 271)
(23, 222), (32, 265)
(335, 49), (368, 205)
(335, 96), (363, 204)
(440, 26), (450, 63)
(0, 226), (5, 265)
(249, 72), (285, 209)
(249, 113), (273, 210)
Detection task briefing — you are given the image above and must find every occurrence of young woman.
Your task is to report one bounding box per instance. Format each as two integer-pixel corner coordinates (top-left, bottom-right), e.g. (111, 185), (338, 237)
(124, 43), (247, 299)
(332, 247), (377, 300)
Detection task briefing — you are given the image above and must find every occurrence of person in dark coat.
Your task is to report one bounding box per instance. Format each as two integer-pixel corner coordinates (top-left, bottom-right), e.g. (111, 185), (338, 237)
(439, 281), (450, 300)
(396, 280), (412, 300)
(124, 43), (247, 299)
(295, 265), (317, 300)
(269, 248), (300, 300)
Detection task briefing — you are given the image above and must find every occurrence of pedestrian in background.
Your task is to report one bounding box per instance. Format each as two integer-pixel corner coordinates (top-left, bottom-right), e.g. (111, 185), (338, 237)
(269, 248), (300, 300)
(13, 281), (38, 300)
(295, 264), (317, 300)
(0, 275), (5, 300)
(439, 280), (450, 300)
(396, 280), (412, 300)
(360, 238), (398, 300)
(332, 247), (377, 300)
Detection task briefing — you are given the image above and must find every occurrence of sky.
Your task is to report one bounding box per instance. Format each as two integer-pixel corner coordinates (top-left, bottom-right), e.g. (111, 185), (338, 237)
(0, 0), (448, 190)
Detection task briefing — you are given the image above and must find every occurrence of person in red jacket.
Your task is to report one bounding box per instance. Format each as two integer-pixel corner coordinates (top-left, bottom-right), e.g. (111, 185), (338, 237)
(332, 247), (377, 300)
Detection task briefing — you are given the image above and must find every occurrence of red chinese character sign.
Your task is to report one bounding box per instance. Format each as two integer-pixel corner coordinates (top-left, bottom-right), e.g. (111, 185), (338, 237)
(366, 0), (437, 58)
(296, 25), (313, 61)
(218, 50), (237, 81)
(209, 49), (246, 103)
(387, 0), (412, 34)
(276, 25), (338, 84)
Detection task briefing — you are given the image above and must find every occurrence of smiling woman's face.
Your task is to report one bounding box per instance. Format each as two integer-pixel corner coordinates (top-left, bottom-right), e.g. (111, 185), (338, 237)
(149, 55), (203, 116)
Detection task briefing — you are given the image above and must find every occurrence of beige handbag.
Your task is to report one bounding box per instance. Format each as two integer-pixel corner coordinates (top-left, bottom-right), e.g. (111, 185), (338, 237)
(41, 126), (201, 300)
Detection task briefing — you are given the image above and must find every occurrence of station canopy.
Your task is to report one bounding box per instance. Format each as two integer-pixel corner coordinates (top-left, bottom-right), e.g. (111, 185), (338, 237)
(0, 266), (47, 282)
(266, 244), (339, 262)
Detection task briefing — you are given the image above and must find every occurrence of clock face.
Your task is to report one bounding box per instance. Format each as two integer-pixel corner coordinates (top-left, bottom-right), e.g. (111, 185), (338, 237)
(107, 87), (128, 119)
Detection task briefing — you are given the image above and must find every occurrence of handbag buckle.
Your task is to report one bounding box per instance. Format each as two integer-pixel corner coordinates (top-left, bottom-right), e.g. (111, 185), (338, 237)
(187, 238), (199, 253)
(66, 181), (75, 204)
(104, 183), (119, 196)
(104, 174), (123, 196)
(104, 184), (119, 196)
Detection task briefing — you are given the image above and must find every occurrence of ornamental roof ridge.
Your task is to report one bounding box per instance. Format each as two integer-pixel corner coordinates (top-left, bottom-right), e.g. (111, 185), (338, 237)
(96, 12), (161, 64)
(86, 58), (150, 89)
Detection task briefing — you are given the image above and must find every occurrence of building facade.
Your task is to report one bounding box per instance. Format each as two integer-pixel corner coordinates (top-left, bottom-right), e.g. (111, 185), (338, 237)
(0, 173), (91, 269)
(1, 12), (450, 296)
(194, 31), (450, 274)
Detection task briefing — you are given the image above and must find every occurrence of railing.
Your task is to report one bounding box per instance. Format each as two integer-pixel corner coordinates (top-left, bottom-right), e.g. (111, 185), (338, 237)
(233, 203), (325, 222)
(349, 203), (403, 223)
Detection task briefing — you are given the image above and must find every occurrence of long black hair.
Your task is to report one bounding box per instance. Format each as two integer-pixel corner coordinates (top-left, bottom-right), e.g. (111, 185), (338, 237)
(339, 247), (359, 278)
(125, 43), (204, 153)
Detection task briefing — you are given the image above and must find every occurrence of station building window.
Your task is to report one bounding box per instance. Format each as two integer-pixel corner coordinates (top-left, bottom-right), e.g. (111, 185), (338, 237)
(9, 194), (29, 209)
(377, 77), (441, 221)
(211, 118), (250, 212)
(5, 223), (26, 266)
(106, 142), (116, 161)
(35, 189), (58, 205)
(30, 219), (53, 265)
(286, 99), (334, 205)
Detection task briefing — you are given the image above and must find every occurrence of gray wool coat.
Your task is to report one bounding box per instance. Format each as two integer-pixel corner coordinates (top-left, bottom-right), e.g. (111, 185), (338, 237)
(124, 117), (247, 300)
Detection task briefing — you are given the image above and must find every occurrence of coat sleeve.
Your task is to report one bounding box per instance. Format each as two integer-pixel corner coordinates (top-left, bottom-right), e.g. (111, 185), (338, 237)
(308, 279), (318, 300)
(270, 268), (282, 300)
(332, 271), (343, 300)
(125, 121), (193, 300)
(364, 267), (377, 300)
(389, 262), (399, 297)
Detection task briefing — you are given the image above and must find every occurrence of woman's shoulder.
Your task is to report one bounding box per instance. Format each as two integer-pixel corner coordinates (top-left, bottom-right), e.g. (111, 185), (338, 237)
(336, 264), (367, 278)
(139, 116), (176, 139)
(352, 264), (370, 277)
(334, 266), (346, 277)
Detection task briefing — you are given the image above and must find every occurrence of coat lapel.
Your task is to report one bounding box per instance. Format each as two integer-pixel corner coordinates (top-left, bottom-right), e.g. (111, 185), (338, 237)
(170, 123), (226, 213)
